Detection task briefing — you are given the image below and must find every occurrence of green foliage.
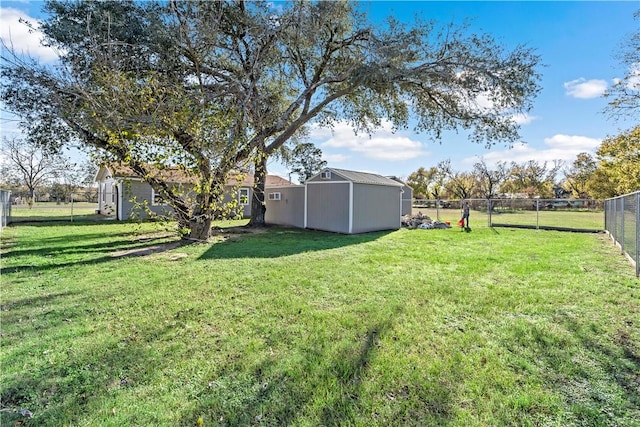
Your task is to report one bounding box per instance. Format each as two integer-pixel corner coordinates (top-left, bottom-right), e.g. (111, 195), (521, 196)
(287, 143), (327, 182)
(593, 125), (640, 197)
(503, 160), (561, 198)
(564, 152), (597, 198)
(604, 10), (640, 121)
(406, 166), (447, 199)
(1, 222), (638, 426)
(2, 0), (542, 238)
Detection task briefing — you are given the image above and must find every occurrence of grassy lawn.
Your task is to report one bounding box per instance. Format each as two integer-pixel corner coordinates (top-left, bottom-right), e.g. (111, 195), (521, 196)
(414, 207), (604, 231)
(10, 202), (101, 222)
(1, 221), (638, 426)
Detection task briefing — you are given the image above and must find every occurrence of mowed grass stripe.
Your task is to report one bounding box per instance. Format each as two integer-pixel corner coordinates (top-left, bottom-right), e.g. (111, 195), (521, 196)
(1, 222), (638, 426)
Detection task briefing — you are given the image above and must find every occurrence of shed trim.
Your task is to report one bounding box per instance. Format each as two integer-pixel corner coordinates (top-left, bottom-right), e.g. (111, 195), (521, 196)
(117, 182), (123, 220)
(349, 181), (353, 234)
(305, 180), (352, 185)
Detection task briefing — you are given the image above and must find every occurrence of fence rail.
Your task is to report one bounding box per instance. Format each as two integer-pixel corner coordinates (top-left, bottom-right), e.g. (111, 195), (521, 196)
(604, 191), (639, 277)
(0, 190), (11, 230)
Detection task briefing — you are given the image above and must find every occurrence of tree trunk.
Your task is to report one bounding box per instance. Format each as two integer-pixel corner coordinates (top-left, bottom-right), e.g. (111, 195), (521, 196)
(188, 215), (213, 241)
(248, 155), (267, 227)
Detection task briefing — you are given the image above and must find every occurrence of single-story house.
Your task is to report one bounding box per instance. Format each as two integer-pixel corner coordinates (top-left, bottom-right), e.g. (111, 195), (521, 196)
(95, 164), (291, 220)
(304, 168), (404, 234)
(95, 165), (408, 234)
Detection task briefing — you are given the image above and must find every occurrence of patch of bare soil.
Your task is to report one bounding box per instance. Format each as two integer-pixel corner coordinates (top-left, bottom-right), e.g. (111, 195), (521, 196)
(110, 241), (184, 258)
(210, 226), (269, 236)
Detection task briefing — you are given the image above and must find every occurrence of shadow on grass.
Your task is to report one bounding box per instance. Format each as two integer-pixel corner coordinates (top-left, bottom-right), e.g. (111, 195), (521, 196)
(1, 234), (187, 276)
(182, 317), (400, 426)
(1, 314), (185, 425)
(198, 228), (390, 260)
(502, 312), (640, 425)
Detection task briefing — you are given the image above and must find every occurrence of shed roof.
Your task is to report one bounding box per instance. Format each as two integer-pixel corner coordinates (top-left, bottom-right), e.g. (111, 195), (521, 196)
(318, 168), (404, 187)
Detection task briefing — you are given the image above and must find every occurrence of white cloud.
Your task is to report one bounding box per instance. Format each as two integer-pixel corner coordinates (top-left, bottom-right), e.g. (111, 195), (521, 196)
(542, 134), (600, 150)
(613, 63), (640, 91)
(629, 63), (640, 90)
(0, 8), (58, 63)
(511, 113), (538, 125)
(322, 153), (349, 163)
(563, 78), (608, 99)
(464, 134), (602, 166)
(312, 121), (430, 161)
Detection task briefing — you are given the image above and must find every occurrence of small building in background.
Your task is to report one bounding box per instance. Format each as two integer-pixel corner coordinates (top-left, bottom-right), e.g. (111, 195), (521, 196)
(95, 164), (290, 221)
(305, 168), (404, 234)
(95, 165), (407, 234)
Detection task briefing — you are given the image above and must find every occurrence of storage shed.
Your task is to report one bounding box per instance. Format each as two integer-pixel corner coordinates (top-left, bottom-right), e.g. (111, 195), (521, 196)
(389, 176), (413, 215)
(305, 168), (404, 234)
(265, 185), (306, 229)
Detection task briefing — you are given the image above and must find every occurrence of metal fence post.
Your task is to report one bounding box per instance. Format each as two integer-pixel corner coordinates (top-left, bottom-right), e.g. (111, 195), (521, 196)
(536, 199), (539, 230)
(621, 197), (625, 254)
(636, 193), (639, 277)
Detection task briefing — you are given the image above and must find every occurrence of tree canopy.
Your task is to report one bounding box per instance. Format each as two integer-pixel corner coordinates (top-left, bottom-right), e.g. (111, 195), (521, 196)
(594, 125), (640, 197)
(286, 143), (327, 183)
(604, 9), (640, 121)
(1, 0), (542, 240)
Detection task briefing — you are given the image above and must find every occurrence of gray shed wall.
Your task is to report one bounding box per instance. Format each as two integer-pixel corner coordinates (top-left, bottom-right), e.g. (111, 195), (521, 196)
(307, 171), (345, 183)
(352, 184), (401, 233)
(305, 182), (350, 233)
(221, 186), (252, 218)
(401, 185), (413, 216)
(121, 180), (174, 220)
(265, 186), (305, 228)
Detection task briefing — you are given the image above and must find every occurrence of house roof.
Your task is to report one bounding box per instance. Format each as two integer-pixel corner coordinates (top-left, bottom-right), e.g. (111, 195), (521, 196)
(226, 173), (293, 187)
(315, 168), (404, 187)
(96, 164), (292, 187)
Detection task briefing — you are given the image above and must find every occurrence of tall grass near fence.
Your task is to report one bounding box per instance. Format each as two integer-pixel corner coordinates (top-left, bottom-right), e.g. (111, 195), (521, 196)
(605, 191), (639, 277)
(1, 221), (638, 426)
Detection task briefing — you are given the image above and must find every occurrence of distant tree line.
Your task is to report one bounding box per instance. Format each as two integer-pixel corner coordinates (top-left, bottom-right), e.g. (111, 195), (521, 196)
(0, 137), (98, 206)
(407, 126), (640, 201)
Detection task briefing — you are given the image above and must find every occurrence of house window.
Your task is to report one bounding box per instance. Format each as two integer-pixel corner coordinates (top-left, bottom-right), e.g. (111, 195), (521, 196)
(151, 189), (165, 206)
(238, 188), (249, 205)
(320, 171), (331, 180)
(268, 192), (281, 201)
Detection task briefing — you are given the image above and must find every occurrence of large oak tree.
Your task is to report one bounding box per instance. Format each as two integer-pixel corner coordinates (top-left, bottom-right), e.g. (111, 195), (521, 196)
(2, 0), (541, 240)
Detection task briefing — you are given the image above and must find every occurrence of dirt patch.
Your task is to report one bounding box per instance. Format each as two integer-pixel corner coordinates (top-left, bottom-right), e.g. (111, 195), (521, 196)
(210, 226), (269, 236)
(110, 241), (184, 258)
(130, 231), (177, 242)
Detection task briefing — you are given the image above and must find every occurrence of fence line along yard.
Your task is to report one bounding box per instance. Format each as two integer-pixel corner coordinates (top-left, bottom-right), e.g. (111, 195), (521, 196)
(412, 198), (603, 232)
(605, 191), (639, 277)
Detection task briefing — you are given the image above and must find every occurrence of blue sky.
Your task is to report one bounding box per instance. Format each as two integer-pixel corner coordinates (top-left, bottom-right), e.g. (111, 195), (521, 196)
(1, 1), (638, 181)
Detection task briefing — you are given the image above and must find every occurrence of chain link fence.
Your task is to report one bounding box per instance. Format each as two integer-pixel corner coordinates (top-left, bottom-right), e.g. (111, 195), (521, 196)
(413, 198), (603, 232)
(605, 191), (639, 277)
